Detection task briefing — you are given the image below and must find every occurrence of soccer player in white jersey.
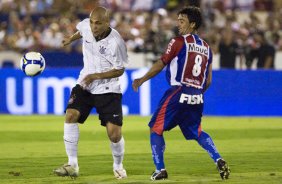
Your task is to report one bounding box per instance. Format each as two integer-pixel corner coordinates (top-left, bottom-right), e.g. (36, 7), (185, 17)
(53, 6), (128, 179)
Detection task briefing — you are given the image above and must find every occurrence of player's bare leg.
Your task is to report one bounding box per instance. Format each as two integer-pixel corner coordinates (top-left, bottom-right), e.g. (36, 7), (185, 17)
(106, 122), (127, 179)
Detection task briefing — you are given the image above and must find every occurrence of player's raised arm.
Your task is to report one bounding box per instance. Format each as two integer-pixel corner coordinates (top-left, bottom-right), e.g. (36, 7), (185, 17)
(62, 31), (82, 47)
(132, 60), (165, 92)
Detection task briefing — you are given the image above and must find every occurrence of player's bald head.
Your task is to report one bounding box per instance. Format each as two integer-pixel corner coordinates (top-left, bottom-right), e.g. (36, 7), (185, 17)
(90, 6), (110, 22)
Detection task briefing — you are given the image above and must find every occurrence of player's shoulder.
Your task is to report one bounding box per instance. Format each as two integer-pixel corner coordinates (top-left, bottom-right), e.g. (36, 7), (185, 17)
(172, 35), (185, 43)
(109, 28), (122, 39)
(163, 36), (185, 56)
(167, 36), (185, 48)
(77, 18), (90, 29)
(108, 28), (126, 46)
(81, 18), (90, 23)
(201, 38), (210, 48)
(192, 34), (210, 48)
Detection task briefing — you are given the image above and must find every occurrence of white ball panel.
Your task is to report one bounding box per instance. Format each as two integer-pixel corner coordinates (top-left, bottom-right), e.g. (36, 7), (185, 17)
(25, 64), (42, 76)
(25, 52), (41, 60)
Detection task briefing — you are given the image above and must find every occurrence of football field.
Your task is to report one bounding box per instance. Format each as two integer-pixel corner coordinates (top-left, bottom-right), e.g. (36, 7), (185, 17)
(0, 115), (281, 184)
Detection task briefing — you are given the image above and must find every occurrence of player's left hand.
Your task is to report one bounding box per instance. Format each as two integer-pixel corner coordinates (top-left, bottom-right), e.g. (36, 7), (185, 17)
(82, 74), (99, 88)
(132, 78), (143, 92)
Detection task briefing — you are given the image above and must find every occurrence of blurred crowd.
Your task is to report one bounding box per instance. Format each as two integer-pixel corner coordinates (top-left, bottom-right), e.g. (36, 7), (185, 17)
(0, 0), (281, 69)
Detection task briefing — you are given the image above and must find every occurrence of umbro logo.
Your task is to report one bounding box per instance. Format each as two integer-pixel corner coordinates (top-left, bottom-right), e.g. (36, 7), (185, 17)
(68, 94), (76, 104)
(113, 114), (119, 117)
(85, 40), (91, 43)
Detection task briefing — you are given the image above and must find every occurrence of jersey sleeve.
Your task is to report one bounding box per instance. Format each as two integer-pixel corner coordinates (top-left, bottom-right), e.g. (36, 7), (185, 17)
(161, 37), (184, 65)
(76, 22), (83, 36)
(76, 18), (90, 37)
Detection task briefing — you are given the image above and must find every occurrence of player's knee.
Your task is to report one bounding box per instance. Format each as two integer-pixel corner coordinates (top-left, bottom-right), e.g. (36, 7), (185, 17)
(65, 109), (80, 123)
(106, 122), (122, 142)
(109, 133), (122, 143)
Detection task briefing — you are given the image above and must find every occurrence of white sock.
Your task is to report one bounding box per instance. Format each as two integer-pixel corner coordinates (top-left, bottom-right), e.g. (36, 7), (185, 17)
(111, 136), (125, 170)
(64, 123), (79, 168)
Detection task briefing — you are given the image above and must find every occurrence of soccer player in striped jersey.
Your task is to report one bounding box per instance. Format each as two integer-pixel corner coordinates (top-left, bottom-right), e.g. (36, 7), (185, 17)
(53, 6), (128, 179)
(133, 6), (230, 180)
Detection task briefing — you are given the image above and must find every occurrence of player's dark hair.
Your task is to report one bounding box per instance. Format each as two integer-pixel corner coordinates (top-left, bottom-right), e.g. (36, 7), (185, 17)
(178, 6), (202, 30)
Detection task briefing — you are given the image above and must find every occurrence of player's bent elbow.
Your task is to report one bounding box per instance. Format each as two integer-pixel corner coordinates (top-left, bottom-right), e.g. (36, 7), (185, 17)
(204, 81), (211, 92)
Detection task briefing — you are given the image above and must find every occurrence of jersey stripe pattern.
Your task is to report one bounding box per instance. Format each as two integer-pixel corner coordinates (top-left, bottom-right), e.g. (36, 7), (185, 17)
(161, 34), (212, 92)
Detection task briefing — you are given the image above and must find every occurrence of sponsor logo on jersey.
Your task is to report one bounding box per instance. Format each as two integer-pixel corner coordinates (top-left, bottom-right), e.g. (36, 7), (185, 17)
(187, 43), (208, 55)
(184, 78), (200, 85)
(166, 39), (176, 54)
(179, 94), (203, 104)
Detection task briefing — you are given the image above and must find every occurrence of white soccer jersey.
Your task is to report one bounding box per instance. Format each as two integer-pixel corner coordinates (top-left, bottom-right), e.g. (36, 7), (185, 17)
(76, 18), (128, 94)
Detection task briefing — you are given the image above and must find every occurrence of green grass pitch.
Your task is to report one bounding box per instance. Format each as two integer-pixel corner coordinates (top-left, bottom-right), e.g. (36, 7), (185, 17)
(0, 115), (281, 184)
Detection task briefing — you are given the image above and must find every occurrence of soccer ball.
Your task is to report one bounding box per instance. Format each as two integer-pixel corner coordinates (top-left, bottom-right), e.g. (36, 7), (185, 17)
(20, 52), (45, 76)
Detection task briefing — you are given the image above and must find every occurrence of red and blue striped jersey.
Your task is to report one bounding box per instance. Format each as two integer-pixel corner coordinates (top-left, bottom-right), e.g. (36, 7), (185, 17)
(161, 34), (212, 91)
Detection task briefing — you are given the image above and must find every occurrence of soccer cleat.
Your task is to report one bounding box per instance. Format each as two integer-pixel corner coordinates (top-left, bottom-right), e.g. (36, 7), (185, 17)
(216, 158), (230, 179)
(151, 169), (168, 180)
(53, 164), (79, 178)
(113, 168), (127, 179)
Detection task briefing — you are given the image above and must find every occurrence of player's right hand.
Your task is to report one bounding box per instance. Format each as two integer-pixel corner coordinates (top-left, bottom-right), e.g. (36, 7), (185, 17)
(62, 37), (72, 47)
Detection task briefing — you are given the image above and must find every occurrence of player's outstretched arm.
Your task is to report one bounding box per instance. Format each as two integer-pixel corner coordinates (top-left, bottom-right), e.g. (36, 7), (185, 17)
(132, 60), (165, 92)
(62, 31), (82, 47)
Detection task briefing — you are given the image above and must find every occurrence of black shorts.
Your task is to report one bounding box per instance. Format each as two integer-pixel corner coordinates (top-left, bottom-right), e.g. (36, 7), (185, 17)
(66, 85), (123, 126)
